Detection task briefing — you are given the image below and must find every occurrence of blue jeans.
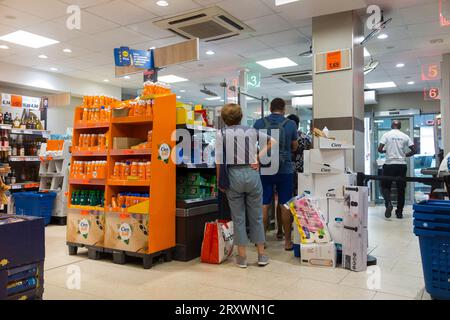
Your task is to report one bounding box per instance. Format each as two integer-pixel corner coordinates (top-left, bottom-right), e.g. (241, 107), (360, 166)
(225, 167), (265, 246)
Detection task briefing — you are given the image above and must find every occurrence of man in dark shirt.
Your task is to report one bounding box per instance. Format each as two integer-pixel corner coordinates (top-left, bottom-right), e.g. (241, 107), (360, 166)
(254, 98), (298, 250)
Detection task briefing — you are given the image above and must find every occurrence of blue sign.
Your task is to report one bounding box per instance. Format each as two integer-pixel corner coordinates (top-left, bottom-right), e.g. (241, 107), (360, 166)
(114, 47), (154, 69)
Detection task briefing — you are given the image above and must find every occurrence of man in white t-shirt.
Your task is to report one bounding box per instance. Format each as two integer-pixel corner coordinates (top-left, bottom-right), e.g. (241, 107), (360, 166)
(378, 120), (416, 219)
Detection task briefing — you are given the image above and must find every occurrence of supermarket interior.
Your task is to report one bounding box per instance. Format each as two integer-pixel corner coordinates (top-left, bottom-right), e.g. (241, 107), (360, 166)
(1, 0), (450, 303)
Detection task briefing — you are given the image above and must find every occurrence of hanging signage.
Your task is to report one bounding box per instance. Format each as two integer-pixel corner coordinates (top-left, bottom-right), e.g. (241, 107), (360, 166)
(114, 47), (153, 69)
(421, 63), (440, 81)
(1, 94), (11, 107)
(247, 72), (261, 89)
(440, 0), (450, 26)
(1, 93), (41, 109)
(424, 88), (440, 101)
(11, 95), (22, 108)
(22, 96), (41, 109)
(314, 48), (352, 74)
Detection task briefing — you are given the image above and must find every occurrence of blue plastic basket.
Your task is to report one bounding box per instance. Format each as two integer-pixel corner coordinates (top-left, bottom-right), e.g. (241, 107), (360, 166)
(413, 200), (450, 215)
(414, 212), (450, 224)
(13, 192), (57, 225)
(414, 220), (450, 232)
(413, 227), (450, 300)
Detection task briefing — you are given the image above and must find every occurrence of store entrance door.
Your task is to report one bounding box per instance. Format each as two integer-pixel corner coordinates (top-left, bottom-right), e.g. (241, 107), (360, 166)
(372, 115), (415, 205)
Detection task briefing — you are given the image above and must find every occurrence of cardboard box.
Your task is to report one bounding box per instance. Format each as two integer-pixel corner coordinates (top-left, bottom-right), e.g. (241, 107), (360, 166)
(303, 150), (311, 175)
(343, 186), (369, 228)
(113, 137), (144, 150)
(300, 241), (337, 268)
(66, 209), (105, 247)
(298, 173), (315, 195)
(176, 105), (194, 125)
(342, 227), (368, 272)
(314, 173), (356, 198)
(310, 197), (329, 223)
(309, 149), (346, 174)
(318, 137), (355, 150)
(104, 212), (149, 253)
(327, 198), (346, 249)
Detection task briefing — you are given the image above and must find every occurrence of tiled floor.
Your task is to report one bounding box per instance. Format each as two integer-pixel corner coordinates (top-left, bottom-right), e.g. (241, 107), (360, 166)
(43, 206), (429, 300)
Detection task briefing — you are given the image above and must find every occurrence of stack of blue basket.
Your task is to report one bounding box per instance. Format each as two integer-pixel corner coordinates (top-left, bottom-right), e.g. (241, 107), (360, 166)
(413, 200), (450, 300)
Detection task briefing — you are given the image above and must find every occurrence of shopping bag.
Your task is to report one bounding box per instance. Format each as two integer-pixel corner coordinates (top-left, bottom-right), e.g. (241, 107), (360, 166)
(201, 220), (234, 264)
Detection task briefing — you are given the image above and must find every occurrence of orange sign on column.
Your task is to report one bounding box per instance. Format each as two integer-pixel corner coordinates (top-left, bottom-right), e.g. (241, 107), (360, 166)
(326, 51), (342, 71)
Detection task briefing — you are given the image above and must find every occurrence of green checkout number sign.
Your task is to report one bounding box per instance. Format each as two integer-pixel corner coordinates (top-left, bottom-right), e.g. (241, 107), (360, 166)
(247, 72), (261, 89)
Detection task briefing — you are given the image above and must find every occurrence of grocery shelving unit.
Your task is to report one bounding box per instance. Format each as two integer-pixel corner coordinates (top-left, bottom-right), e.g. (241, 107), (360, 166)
(67, 94), (176, 268)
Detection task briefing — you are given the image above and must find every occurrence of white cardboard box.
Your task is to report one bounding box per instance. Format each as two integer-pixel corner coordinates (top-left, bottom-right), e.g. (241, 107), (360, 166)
(318, 137), (355, 150)
(298, 173), (315, 195)
(309, 149), (346, 174)
(314, 173), (356, 198)
(300, 241), (337, 268)
(303, 150), (311, 175)
(327, 198), (346, 249)
(342, 227), (368, 272)
(311, 197), (329, 223)
(343, 186), (369, 228)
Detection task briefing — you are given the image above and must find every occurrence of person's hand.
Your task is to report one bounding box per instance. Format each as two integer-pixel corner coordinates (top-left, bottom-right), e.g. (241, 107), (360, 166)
(217, 183), (226, 193)
(250, 162), (260, 171)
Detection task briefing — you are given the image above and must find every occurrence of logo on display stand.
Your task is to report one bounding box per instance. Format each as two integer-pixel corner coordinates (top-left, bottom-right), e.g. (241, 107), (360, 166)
(78, 219), (90, 239)
(119, 223), (132, 245)
(158, 144), (171, 164)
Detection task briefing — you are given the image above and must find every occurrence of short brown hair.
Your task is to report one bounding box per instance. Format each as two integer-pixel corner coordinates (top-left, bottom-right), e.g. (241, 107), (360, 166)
(270, 98), (286, 113)
(221, 103), (243, 126)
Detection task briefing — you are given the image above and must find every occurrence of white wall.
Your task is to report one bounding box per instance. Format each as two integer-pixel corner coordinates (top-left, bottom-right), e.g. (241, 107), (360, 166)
(365, 92), (440, 114)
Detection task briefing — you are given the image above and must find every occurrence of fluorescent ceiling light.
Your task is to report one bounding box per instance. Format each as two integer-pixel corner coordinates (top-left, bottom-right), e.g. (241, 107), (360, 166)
(292, 96), (313, 107)
(123, 76), (131, 79)
(366, 81), (397, 89)
(205, 97), (221, 101)
(407, 81), (415, 85)
(158, 75), (188, 83)
(177, 96), (181, 99)
(289, 89), (313, 96)
(377, 33), (388, 40)
(396, 63), (405, 68)
(38, 54), (48, 59)
(50, 67), (58, 71)
(246, 97), (254, 101)
(275, 0), (300, 5)
(156, 0), (169, 6)
(103, 79), (109, 82)
(256, 57), (298, 69)
(363, 48), (371, 57)
(0, 30), (59, 48)
(180, 90), (186, 93)
(206, 50), (215, 55)
(0, 45), (9, 50)
(63, 48), (72, 53)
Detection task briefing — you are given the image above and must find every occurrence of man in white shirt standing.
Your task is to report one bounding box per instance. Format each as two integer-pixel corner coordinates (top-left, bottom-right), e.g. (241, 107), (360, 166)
(378, 120), (417, 219)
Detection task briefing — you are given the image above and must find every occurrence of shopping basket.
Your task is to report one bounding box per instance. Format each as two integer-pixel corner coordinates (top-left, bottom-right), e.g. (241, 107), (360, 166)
(13, 192), (57, 225)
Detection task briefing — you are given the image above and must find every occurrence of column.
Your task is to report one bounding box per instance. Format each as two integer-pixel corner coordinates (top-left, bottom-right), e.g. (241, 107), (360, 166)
(441, 53), (450, 154)
(312, 11), (365, 172)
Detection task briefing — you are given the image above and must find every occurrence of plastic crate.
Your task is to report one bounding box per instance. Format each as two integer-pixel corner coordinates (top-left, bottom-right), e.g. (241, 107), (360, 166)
(414, 212), (450, 224)
(413, 200), (450, 215)
(413, 227), (450, 300)
(13, 192), (57, 225)
(414, 220), (450, 232)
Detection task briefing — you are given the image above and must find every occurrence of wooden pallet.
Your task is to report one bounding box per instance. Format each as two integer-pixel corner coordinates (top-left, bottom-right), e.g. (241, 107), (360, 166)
(67, 242), (173, 269)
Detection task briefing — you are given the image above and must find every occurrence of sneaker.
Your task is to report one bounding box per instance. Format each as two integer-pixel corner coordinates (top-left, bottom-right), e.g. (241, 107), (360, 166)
(396, 210), (403, 219)
(258, 255), (270, 267)
(236, 255), (247, 268)
(385, 204), (393, 218)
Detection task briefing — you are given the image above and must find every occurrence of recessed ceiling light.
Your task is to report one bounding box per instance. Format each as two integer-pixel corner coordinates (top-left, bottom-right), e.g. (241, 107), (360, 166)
(289, 89), (313, 96)
(0, 30), (59, 48)
(396, 63), (405, 68)
(156, 0), (169, 7)
(123, 76), (131, 79)
(363, 48), (371, 57)
(177, 96), (181, 99)
(0, 45), (8, 50)
(38, 54), (48, 59)
(63, 48), (72, 53)
(407, 81), (415, 85)
(158, 75), (188, 83)
(205, 97), (221, 101)
(246, 97), (254, 101)
(275, 0), (300, 5)
(206, 50), (215, 55)
(256, 57), (298, 69)
(50, 67), (58, 71)
(366, 81), (397, 89)
(377, 33), (388, 40)
(180, 89), (186, 93)
(103, 79), (109, 82)
(292, 96), (313, 107)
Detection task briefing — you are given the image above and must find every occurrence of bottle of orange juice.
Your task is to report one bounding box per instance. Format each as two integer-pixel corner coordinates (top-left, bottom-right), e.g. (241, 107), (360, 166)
(113, 162), (120, 178)
(138, 162), (145, 180)
(146, 162), (151, 179)
(82, 108), (88, 121)
(130, 162), (138, 177)
(124, 161), (131, 178)
(90, 134), (97, 150)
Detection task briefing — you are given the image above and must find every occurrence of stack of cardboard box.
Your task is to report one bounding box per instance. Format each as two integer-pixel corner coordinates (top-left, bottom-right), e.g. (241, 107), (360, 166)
(295, 136), (368, 271)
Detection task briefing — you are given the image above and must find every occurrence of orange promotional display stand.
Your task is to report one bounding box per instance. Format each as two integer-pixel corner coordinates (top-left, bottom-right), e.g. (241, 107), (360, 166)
(66, 94), (176, 269)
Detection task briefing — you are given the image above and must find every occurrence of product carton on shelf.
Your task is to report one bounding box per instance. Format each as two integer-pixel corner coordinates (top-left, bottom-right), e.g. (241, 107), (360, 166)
(66, 209), (105, 247)
(327, 198), (346, 250)
(314, 173), (357, 198)
(104, 212), (149, 253)
(300, 241), (337, 268)
(318, 137), (355, 150)
(309, 149), (346, 174)
(298, 173), (315, 195)
(293, 221), (301, 258)
(342, 227), (368, 272)
(176, 105), (194, 125)
(310, 197), (329, 223)
(113, 137), (144, 150)
(343, 186), (369, 229)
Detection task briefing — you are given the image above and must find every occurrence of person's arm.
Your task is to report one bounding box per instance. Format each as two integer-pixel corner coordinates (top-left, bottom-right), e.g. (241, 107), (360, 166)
(406, 144), (417, 158)
(291, 140), (299, 153)
(378, 134), (387, 154)
(216, 164), (225, 192)
(378, 143), (386, 154)
(291, 123), (299, 153)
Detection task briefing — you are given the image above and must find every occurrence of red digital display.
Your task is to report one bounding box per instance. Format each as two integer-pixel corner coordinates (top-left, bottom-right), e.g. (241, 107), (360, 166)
(424, 88), (441, 101)
(421, 63), (441, 81)
(440, 0), (450, 26)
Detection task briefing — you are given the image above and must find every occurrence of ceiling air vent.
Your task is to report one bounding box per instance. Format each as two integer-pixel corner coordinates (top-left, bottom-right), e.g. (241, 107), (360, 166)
(154, 6), (254, 42)
(273, 70), (313, 84)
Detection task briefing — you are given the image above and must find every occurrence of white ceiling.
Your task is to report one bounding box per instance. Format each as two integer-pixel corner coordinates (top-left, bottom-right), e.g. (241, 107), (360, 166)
(0, 0), (448, 104)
